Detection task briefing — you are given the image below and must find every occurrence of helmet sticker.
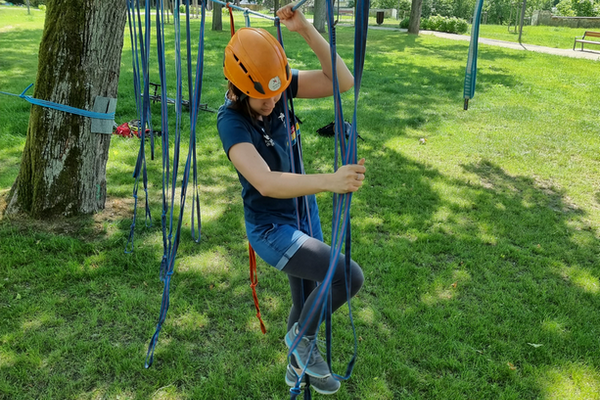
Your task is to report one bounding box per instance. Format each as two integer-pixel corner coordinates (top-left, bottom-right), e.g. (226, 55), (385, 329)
(268, 77), (281, 92)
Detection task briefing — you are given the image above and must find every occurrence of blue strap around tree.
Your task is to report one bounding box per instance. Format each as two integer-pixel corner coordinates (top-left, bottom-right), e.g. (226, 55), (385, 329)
(0, 84), (115, 120)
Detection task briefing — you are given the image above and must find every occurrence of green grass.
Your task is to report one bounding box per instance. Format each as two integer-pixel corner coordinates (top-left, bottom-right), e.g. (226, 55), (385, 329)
(1, 5), (600, 400)
(472, 24), (590, 49)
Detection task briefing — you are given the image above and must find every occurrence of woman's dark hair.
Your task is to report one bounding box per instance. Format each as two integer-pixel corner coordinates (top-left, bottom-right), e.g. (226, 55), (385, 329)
(227, 81), (259, 121)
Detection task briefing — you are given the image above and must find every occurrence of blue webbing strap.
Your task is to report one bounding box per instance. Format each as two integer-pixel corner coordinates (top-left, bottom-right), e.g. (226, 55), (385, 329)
(287, 0), (369, 394)
(145, 0), (207, 368)
(274, 20), (315, 400)
(126, 0), (142, 120)
(154, 0), (171, 277)
(125, 0), (153, 254)
(146, 0), (178, 366)
(189, 0), (207, 243)
(463, 0), (484, 110)
(185, 0), (203, 243)
(275, 23), (302, 231)
(0, 85), (115, 120)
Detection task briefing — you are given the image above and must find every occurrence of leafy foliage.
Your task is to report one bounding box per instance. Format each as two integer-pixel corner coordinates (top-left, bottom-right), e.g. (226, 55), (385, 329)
(422, 0), (477, 19)
(372, 0), (411, 9)
(571, 0), (599, 16)
(556, 0), (577, 15)
(7, 0), (45, 6)
(399, 16), (411, 28)
(421, 14), (469, 33)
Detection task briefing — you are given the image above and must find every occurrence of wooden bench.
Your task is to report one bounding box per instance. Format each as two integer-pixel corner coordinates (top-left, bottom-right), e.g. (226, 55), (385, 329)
(338, 8), (354, 17)
(573, 31), (600, 51)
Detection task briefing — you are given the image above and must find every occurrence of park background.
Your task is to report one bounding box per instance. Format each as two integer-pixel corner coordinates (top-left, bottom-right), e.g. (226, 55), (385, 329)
(1, 1), (600, 399)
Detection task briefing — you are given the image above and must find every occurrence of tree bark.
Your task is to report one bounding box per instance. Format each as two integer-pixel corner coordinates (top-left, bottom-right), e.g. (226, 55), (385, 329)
(408, 0), (423, 34)
(313, 0), (326, 33)
(212, 1), (222, 31)
(192, 0), (199, 19)
(4, 0), (127, 219)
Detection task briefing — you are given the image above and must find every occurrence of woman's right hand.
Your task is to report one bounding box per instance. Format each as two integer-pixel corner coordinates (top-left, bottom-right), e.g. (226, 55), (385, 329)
(276, 3), (311, 33)
(330, 158), (366, 194)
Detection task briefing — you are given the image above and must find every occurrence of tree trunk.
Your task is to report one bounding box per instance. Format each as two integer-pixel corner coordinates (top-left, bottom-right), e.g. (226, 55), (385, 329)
(192, 0), (199, 19)
(4, 0), (127, 219)
(313, 0), (326, 33)
(212, 1), (222, 31)
(408, 0), (423, 34)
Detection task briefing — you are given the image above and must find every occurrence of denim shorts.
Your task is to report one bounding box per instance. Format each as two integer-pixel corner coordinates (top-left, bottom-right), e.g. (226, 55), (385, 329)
(246, 195), (323, 270)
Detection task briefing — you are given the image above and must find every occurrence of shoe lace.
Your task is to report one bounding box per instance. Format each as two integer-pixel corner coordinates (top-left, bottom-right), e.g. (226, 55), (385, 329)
(307, 338), (327, 365)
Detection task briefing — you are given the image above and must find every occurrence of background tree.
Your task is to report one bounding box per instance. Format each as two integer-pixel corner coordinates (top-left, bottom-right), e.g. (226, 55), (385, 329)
(482, 0), (512, 24)
(313, 0), (327, 33)
(212, 0), (223, 30)
(408, 0), (424, 33)
(4, 0), (127, 219)
(571, 0), (599, 16)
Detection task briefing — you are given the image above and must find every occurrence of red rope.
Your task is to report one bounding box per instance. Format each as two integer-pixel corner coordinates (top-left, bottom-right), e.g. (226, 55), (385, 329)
(226, 3), (235, 37)
(226, 9), (265, 335)
(249, 243), (267, 334)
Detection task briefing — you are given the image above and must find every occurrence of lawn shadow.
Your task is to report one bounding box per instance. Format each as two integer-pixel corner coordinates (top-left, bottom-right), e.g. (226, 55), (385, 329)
(2, 21), (600, 400)
(351, 141), (600, 397)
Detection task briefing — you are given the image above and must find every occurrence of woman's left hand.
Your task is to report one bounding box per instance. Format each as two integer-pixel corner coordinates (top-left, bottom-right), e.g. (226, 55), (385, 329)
(276, 3), (310, 33)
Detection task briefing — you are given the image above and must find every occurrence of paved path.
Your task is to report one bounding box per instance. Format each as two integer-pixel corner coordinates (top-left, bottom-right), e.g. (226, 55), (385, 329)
(342, 24), (600, 61)
(422, 30), (600, 61)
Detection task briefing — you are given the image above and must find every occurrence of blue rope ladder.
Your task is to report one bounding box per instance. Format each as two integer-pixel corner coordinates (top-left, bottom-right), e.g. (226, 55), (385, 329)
(282, 0), (370, 398)
(124, 0), (205, 368)
(124, 2), (371, 398)
(463, 0), (485, 110)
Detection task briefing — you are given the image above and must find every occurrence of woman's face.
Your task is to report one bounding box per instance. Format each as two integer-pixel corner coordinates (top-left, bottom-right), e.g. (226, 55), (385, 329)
(248, 93), (282, 118)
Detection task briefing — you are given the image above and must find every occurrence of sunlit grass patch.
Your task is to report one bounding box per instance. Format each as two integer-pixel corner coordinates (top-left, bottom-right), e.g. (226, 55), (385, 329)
(1, 10), (600, 400)
(538, 364), (600, 400)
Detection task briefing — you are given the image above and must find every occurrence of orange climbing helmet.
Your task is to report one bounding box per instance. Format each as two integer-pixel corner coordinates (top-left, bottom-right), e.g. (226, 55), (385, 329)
(224, 27), (292, 99)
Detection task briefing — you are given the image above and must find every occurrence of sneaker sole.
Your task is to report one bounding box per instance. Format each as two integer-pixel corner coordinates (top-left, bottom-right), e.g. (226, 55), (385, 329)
(285, 371), (340, 395)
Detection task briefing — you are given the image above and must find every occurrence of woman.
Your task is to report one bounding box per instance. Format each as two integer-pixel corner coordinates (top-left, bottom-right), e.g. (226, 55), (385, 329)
(217, 4), (365, 394)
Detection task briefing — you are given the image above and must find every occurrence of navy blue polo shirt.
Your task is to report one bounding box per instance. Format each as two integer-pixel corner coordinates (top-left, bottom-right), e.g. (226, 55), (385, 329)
(217, 70), (302, 226)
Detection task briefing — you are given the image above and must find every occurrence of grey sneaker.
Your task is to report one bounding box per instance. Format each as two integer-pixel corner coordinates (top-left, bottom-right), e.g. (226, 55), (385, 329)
(285, 364), (341, 395)
(285, 323), (331, 378)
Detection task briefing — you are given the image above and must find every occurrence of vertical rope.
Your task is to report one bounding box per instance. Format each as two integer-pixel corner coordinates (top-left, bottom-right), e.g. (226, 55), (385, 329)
(145, 0), (207, 368)
(464, 0), (484, 110)
(249, 243), (267, 334)
(227, 3), (236, 36)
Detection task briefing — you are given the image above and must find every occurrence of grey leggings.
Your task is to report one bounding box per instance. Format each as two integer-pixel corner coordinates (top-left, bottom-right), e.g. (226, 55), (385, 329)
(282, 237), (364, 336)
